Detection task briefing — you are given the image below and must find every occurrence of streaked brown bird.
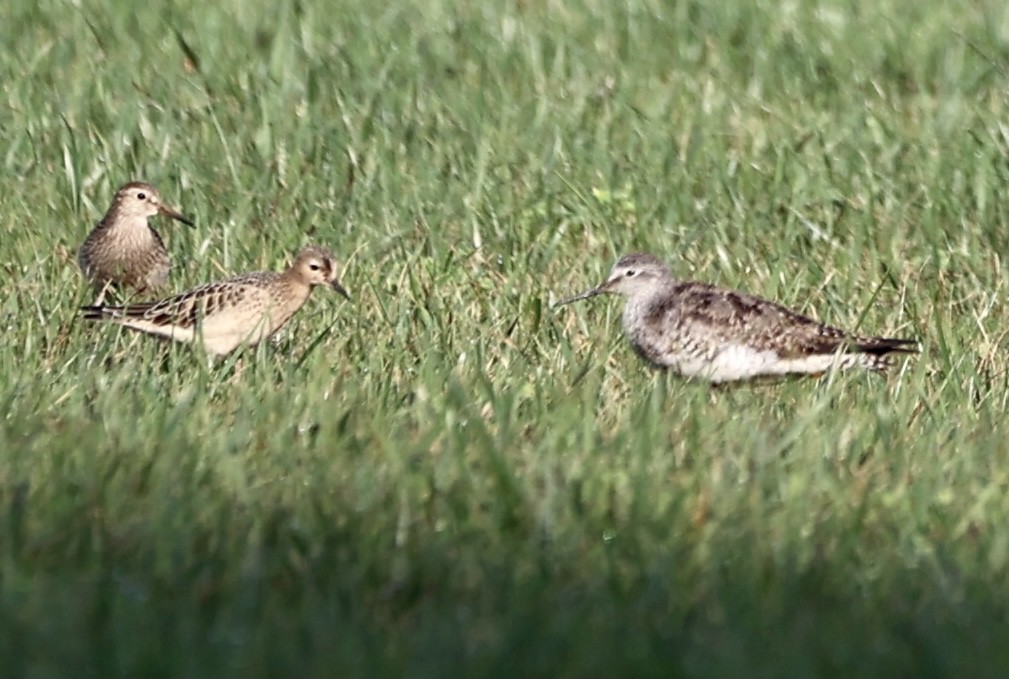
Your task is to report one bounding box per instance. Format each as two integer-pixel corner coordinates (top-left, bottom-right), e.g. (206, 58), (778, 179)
(81, 246), (350, 357)
(78, 181), (194, 300)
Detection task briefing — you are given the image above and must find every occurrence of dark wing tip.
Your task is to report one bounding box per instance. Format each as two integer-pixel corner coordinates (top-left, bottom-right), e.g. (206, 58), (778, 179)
(80, 302), (159, 321)
(80, 305), (110, 320)
(855, 337), (920, 355)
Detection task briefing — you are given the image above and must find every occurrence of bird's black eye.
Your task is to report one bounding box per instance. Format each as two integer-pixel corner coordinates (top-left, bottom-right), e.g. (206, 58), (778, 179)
(309, 263), (321, 271)
(137, 192), (147, 200)
(625, 270), (636, 277)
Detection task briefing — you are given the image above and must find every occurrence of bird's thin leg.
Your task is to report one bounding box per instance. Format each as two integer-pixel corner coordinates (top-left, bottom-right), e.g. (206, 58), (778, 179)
(93, 281), (115, 307)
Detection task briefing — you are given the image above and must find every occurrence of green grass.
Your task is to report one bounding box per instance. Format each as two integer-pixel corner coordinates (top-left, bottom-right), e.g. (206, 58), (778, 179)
(1, 0), (1006, 676)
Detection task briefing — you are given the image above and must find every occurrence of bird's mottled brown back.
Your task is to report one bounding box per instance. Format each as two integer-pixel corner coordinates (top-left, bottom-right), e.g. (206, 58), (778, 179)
(109, 272), (277, 329)
(638, 281), (854, 359)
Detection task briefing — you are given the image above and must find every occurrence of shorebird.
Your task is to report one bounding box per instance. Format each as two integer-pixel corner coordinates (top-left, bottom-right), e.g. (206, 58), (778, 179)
(80, 246), (350, 356)
(556, 252), (917, 383)
(78, 181), (194, 300)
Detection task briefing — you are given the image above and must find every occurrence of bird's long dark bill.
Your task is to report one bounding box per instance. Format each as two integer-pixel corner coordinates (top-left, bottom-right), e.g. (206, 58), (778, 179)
(160, 204), (195, 227)
(555, 286), (602, 307)
(331, 281), (351, 300)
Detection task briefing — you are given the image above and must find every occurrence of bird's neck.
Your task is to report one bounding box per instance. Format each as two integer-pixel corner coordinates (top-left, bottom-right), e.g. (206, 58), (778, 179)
(99, 213), (156, 243)
(275, 272), (314, 313)
(621, 281), (674, 328)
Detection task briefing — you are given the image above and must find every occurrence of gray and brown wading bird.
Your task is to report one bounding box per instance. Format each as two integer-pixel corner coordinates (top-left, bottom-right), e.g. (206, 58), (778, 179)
(556, 253), (918, 383)
(78, 181), (194, 300)
(80, 246), (350, 356)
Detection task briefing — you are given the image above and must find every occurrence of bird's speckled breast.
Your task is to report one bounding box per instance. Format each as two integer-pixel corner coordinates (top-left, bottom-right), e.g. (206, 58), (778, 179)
(622, 293), (680, 367)
(81, 223), (170, 293)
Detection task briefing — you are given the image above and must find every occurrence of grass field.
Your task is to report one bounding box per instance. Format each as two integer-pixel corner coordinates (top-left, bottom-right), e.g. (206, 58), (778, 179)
(1, 0), (1006, 676)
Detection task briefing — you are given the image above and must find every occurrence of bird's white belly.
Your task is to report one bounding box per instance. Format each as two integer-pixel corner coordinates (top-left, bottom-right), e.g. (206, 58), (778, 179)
(199, 313), (276, 356)
(671, 344), (846, 383)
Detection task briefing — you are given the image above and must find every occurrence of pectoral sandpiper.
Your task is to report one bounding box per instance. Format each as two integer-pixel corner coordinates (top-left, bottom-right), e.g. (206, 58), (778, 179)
(80, 246), (350, 356)
(78, 181), (194, 300)
(557, 253), (917, 383)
